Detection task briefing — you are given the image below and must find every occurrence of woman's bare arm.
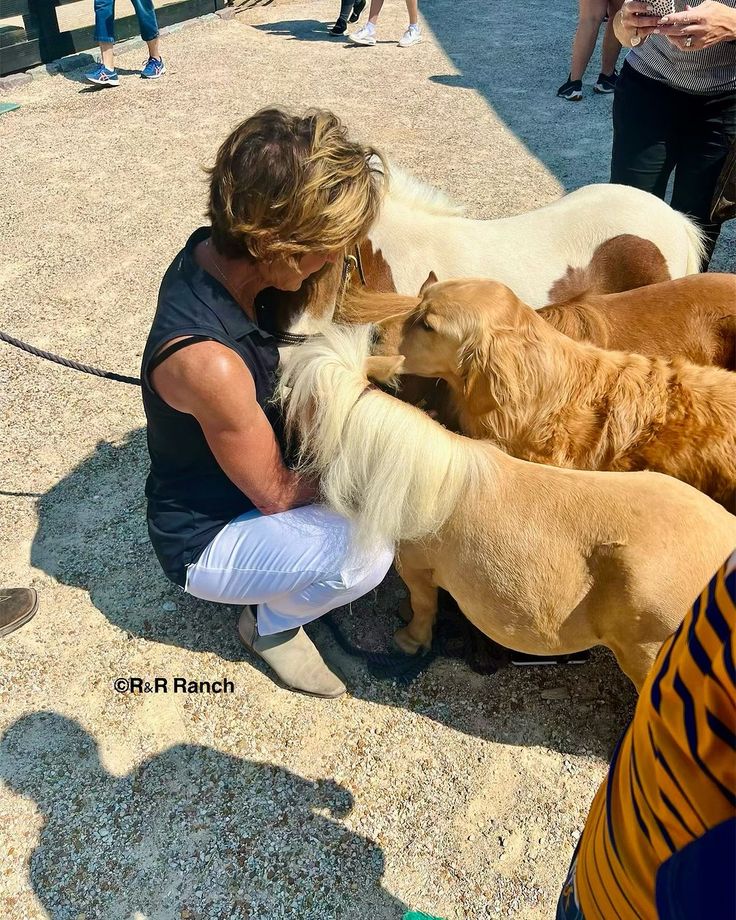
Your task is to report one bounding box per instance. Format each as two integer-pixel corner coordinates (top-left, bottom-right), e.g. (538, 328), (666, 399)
(150, 340), (317, 514)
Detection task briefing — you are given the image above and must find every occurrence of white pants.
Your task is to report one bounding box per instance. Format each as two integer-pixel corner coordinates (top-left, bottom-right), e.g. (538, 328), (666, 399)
(185, 505), (395, 636)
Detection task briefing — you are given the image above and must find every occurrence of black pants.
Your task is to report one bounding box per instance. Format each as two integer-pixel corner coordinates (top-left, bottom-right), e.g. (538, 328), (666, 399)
(611, 62), (736, 265)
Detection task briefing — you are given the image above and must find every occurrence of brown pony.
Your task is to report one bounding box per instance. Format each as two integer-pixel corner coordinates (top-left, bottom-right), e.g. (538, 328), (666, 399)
(543, 273), (736, 371)
(395, 279), (736, 508)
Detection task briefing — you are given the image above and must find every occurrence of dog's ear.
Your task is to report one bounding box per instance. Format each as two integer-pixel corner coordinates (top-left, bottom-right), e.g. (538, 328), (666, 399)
(366, 354), (405, 384)
(419, 271), (438, 296)
(462, 360), (498, 416)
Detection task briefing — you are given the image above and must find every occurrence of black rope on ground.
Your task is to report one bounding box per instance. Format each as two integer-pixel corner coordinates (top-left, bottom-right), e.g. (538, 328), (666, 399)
(323, 612), (435, 684)
(1, 331), (142, 386)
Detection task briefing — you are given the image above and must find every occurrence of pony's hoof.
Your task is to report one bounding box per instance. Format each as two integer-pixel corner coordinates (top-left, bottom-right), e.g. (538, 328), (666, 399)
(393, 626), (431, 656)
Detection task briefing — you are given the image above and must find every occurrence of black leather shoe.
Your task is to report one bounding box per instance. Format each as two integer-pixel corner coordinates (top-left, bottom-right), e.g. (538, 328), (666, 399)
(0, 588), (38, 637)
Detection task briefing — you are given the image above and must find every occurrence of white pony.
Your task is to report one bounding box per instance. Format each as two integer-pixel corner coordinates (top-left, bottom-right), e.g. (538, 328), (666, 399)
(365, 166), (705, 308)
(279, 326), (736, 688)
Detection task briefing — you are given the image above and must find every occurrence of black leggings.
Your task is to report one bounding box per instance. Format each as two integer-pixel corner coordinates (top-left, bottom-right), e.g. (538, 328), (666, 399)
(611, 62), (736, 265)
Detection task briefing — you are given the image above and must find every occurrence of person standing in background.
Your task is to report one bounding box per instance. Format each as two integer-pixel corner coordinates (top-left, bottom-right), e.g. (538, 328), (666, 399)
(557, 0), (625, 100)
(610, 0), (736, 265)
(348, 0), (421, 48)
(84, 0), (165, 86)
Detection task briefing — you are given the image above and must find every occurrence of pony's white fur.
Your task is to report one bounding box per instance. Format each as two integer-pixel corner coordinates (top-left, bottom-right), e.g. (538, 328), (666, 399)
(370, 172), (706, 306)
(278, 325), (479, 548)
(385, 164), (466, 217)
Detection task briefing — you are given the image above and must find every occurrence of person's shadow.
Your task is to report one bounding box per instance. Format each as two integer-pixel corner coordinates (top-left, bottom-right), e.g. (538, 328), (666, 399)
(1, 712), (408, 919)
(29, 431), (636, 759)
(253, 18), (344, 43)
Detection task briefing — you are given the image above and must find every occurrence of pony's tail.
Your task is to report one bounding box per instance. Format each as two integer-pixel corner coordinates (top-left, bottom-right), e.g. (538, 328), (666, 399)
(682, 214), (708, 274)
(278, 325), (480, 548)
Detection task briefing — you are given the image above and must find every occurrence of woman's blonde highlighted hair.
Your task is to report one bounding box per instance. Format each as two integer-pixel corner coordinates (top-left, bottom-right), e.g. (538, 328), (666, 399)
(207, 108), (387, 263)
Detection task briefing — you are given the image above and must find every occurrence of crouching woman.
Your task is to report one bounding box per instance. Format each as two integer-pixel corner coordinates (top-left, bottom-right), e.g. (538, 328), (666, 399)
(141, 108), (394, 697)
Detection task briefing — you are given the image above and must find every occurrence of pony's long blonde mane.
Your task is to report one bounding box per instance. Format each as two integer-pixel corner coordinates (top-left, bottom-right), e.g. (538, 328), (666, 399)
(278, 325), (482, 548)
(385, 164), (466, 217)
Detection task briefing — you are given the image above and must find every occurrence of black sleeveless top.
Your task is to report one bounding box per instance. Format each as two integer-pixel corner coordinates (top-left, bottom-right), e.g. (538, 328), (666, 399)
(142, 227), (283, 587)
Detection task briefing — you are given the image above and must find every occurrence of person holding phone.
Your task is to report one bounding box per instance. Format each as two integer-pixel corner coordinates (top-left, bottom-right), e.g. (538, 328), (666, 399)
(611, 0), (736, 264)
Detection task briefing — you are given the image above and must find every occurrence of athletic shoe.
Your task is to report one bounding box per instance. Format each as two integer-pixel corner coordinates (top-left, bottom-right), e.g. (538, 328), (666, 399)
(349, 0), (366, 22)
(593, 69), (618, 94)
(329, 16), (348, 34)
(398, 24), (422, 47)
(556, 76), (583, 101)
(140, 56), (166, 79)
(84, 63), (119, 86)
(348, 23), (376, 45)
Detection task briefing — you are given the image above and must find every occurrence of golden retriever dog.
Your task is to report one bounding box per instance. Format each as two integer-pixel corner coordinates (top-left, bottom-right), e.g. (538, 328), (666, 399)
(394, 279), (736, 508)
(279, 326), (736, 690)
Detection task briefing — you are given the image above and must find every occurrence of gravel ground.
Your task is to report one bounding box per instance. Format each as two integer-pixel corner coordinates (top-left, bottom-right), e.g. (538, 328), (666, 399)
(1, 2), (730, 918)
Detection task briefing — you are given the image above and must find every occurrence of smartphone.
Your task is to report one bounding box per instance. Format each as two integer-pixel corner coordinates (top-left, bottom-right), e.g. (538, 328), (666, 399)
(646, 0), (676, 16)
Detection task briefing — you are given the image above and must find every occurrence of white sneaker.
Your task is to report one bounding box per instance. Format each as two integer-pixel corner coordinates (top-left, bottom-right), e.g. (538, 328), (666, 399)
(398, 24), (422, 47)
(348, 23), (377, 45)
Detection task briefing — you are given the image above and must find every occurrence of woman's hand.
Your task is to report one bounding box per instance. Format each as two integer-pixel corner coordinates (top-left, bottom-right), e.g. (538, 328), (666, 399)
(658, 1), (736, 50)
(615, 0), (662, 47)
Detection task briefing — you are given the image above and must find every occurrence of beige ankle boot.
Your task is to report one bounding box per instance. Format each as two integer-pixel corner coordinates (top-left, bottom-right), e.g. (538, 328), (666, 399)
(238, 607), (346, 698)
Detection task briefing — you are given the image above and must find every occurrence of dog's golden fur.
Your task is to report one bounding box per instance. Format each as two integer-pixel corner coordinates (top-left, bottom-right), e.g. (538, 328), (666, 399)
(279, 326), (736, 689)
(396, 279), (736, 508)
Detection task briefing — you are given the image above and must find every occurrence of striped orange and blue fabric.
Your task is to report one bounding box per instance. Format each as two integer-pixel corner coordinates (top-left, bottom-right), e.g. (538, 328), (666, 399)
(562, 551), (736, 920)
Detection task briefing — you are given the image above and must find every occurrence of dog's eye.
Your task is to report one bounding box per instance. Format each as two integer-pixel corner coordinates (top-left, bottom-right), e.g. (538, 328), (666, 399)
(420, 317), (434, 332)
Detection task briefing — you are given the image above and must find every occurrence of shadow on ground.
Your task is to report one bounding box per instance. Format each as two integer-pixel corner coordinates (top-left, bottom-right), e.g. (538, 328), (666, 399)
(0, 711), (406, 919)
(421, 0), (615, 191)
(30, 432), (636, 760)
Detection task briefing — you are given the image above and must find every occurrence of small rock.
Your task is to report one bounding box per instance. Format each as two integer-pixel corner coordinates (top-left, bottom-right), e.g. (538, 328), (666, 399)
(162, 600), (177, 612)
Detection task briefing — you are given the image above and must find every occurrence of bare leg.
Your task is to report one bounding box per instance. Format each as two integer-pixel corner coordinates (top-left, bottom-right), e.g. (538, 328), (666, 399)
(569, 0), (608, 81)
(394, 564), (438, 654)
(367, 0), (384, 25)
(405, 0), (418, 26)
(100, 41), (114, 69)
(147, 36), (161, 59)
(600, 0), (623, 76)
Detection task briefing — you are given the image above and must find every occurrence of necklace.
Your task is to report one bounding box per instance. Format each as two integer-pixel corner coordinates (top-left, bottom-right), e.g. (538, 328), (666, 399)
(206, 239), (231, 289)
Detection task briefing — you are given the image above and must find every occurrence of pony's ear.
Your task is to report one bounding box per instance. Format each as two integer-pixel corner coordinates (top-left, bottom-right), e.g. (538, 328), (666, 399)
(419, 271), (438, 296)
(366, 354), (405, 384)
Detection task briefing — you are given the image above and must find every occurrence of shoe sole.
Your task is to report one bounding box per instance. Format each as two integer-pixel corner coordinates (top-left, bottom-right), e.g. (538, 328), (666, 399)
(237, 625), (347, 699)
(593, 85), (615, 94)
(398, 36), (422, 47)
(558, 93), (583, 101)
(85, 77), (119, 86)
(347, 35), (376, 45)
(141, 69), (166, 79)
(0, 590), (39, 638)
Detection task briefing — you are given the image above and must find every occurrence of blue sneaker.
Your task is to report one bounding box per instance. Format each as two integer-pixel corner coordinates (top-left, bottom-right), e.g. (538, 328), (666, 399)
(84, 63), (119, 86)
(140, 56), (166, 79)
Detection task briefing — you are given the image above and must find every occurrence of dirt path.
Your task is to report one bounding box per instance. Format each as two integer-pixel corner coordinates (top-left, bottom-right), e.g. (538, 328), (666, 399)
(1, 2), (727, 917)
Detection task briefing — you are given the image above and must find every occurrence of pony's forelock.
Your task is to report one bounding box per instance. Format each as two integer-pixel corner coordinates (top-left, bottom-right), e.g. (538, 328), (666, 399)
(278, 325), (482, 547)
